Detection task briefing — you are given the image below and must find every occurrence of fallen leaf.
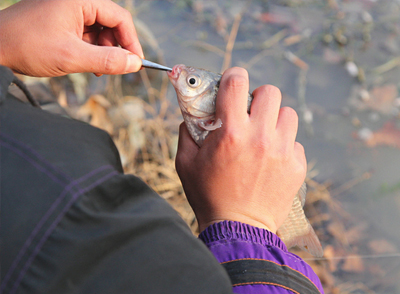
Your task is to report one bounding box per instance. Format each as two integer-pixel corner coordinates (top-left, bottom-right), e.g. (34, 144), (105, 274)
(258, 10), (295, 27)
(283, 34), (303, 46)
(364, 122), (400, 149)
(368, 239), (397, 254)
(324, 245), (339, 272)
(213, 11), (227, 37)
(312, 262), (336, 290)
(323, 48), (344, 64)
(344, 224), (367, 245)
(342, 255), (365, 272)
(365, 84), (398, 115)
(368, 264), (385, 276)
(284, 51), (309, 70)
(327, 222), (348, 245)
(76, 94), (113, 135)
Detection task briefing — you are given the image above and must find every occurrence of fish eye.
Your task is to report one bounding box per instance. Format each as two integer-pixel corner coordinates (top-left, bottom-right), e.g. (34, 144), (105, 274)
(186, 75), (201, 88)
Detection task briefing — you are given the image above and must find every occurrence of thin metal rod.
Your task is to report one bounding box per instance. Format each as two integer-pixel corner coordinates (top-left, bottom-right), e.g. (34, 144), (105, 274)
(141, 59), (172, 71)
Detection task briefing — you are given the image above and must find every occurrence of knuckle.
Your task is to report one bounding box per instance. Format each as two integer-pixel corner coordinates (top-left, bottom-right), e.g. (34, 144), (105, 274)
(224, 72), (248, 91)
(103, 50), (123, 74)
(223, 129), (242, 145)
(218, 128), (243, 152)
(254, 84), (281, 98)
(175, 156), (183, 175)
(255, 133), (272, 151)
(294, 141), (305, 153)
(253, 85), (268, 97)
(266, 84), (281, 96)
(175, 152), (188, 178)
(122, 9), (132, 20)
(57, 44), (76, 73)
(269, 143), (292, 163)
(279, 146), (292, 161)
(280, 106), (298, 120)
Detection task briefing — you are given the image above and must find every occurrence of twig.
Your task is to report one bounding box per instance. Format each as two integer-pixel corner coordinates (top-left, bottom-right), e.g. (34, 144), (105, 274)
(139, 69), (157, 106)
(221, 13), (242, 72)
(183, 40), (226, 57)
(304, 252), (400, 261)
(242, 49), (274, 70)
(284, 51), (309, 70)
(330, 172), (372, 197)
(261, 29), (288, 49)
(296, 67), (313, 136)
(372, 56), (400, 75)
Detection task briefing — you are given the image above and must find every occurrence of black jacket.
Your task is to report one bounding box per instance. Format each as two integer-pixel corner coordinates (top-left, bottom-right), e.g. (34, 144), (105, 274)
(0, 66), (232, 294)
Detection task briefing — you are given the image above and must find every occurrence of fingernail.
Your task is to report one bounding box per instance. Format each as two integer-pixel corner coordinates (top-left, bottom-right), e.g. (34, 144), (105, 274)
(125, 53), (142, 73)
(94, 73), (103, 77)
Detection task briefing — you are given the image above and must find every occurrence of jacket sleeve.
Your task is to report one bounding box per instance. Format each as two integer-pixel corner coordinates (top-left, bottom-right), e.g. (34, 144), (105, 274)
(199, 221), (324, 294)
(0, 67), (234, 294)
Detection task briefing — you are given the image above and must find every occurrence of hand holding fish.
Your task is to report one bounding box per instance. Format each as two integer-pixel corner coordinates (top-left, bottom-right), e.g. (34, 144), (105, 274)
(175, 67), (307, 234)
(0, 0), (144, 77)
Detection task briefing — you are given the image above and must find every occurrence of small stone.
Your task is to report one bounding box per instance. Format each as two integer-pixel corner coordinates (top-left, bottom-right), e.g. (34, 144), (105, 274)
(359, 89), (370, 101)
(345, 62), (359, 77)
(303, 109), (313, 124)
(358, 128), (373, 141)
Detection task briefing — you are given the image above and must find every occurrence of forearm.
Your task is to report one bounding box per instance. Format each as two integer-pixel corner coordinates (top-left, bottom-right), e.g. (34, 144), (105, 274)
(0, 0), (143, 77)
(199, 221), (324, 294)
(0, 8), (8, 67)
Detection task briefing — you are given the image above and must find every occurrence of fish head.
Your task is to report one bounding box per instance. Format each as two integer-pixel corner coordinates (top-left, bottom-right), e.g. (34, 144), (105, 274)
(168, 64), (221, 118)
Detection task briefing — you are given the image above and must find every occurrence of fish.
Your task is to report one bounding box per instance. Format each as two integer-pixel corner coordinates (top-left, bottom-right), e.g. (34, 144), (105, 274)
(168, 64), (323, 257)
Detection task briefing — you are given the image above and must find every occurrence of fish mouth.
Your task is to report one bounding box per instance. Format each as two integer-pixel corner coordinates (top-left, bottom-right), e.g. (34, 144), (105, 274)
(167, 64), (185, 81)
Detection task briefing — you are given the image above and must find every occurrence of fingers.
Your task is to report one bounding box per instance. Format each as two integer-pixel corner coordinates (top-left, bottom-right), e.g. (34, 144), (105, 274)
(82, 0), (144, 58)
(175, 123), (199, 175)
(276, 106), (299, 143)
(215, 67), (250, 126)
(97, 27), (118, 47)
(70, 40), (142, 74)
(250, 85), (282, 131)
(82, 24), (102, 44)
(294, 142), (307, 175)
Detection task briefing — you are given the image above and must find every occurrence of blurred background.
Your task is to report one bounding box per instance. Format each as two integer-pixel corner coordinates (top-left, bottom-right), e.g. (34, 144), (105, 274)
(3, 0), (400, 292)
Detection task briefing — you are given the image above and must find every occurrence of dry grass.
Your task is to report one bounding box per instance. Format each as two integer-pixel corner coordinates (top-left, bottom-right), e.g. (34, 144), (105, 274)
(56, 2), (400, 293)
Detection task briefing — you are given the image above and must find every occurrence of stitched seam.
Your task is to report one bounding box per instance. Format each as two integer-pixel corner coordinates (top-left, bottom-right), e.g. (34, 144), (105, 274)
(205, 239), (305, 263)
(221, 258), (320, 292)
(201, 231), (286, 249)
(0, 133), (72, 182)
(0, 140), (67, 185)
(232, 282), (300, 294)
(6, 170), (118, 294)
(0, 165), (113, 292)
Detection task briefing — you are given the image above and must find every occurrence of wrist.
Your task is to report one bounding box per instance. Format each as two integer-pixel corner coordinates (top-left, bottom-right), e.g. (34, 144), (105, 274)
(199, 220), (287, 251)
(198, 214), (277, 234)
(0, 9), (13, 70)
(0, 10), (5, 66)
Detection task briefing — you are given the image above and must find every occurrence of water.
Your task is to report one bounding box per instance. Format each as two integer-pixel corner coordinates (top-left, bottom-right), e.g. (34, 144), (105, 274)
(134, 0), (400, 292)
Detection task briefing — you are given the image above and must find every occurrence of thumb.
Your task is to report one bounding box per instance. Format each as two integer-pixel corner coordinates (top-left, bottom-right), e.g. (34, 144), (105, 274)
(175, 123), (199, 175)
(69, 41), (142, 75)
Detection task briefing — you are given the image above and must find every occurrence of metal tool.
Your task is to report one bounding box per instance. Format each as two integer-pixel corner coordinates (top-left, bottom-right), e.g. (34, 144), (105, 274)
(141, 59), (172, 71)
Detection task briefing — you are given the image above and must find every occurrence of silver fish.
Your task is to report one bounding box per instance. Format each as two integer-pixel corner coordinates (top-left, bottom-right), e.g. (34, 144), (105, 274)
(168, 64), (323, 257)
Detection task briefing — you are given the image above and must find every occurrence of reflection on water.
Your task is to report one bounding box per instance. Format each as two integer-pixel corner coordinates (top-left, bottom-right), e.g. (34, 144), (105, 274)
(133, 0), (400, 292)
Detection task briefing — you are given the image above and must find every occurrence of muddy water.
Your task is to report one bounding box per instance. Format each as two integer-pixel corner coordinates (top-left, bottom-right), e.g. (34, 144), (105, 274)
(134, 0), (400, 292)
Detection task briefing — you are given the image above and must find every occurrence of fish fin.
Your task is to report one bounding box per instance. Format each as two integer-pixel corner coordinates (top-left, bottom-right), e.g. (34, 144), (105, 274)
(199, 118), (222, 131)
(299, 182), (307, 207)
(290, 226), (323, 258)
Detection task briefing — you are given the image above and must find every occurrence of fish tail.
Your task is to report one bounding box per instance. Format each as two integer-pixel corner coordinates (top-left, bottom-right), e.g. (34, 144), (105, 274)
(291, 225), (323, 258)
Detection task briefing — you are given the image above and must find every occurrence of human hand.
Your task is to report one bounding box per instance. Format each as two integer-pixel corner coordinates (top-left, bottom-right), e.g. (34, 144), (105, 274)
(0, 0), (144, 77)
(175, 68), (307, 233)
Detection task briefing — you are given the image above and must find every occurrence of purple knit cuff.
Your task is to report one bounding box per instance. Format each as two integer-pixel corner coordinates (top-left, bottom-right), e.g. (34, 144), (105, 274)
(198, 220), (325, 293)
(198, 220), (287, 251)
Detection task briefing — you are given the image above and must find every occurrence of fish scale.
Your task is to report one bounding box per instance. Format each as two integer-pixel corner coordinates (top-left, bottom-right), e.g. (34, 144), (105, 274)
(168, 64), (323, 257)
